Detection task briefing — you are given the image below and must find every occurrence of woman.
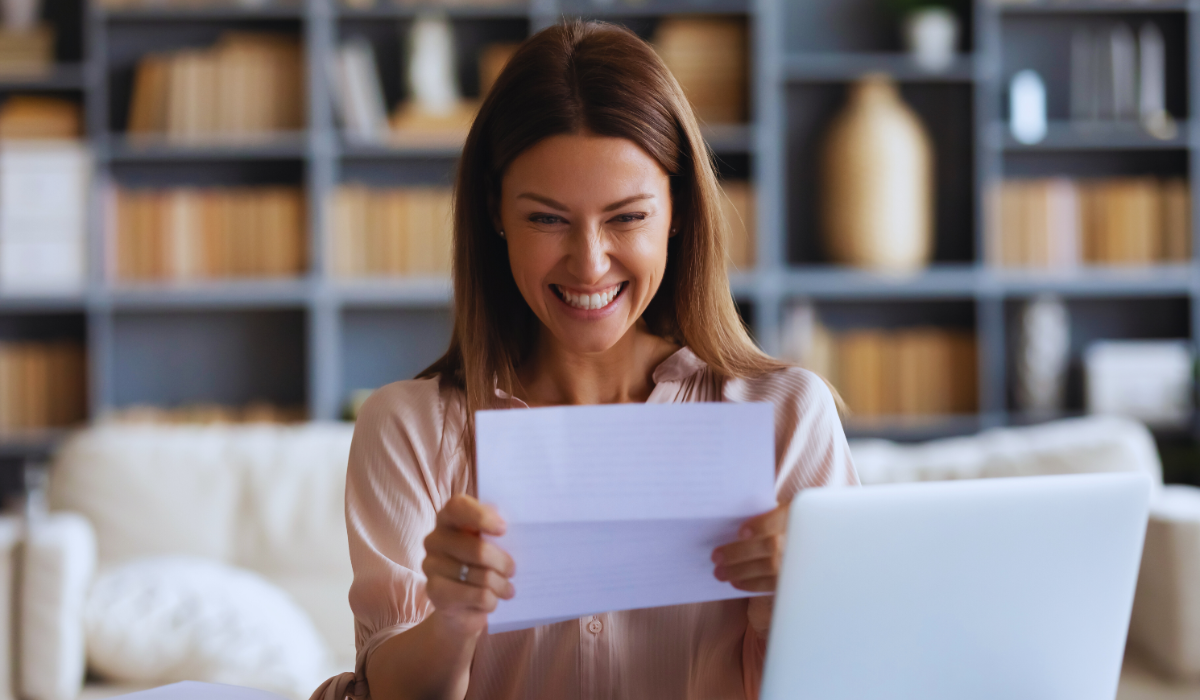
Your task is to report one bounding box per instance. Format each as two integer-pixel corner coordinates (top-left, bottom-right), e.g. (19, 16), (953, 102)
(313, 20), (857, 700)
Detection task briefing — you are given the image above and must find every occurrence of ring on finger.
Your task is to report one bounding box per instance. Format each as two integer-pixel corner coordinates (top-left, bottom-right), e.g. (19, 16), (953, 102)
(458, 563), (470, 583)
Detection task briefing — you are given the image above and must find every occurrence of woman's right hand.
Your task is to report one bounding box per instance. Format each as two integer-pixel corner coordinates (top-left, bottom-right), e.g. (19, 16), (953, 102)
(422, 494), (516, 635)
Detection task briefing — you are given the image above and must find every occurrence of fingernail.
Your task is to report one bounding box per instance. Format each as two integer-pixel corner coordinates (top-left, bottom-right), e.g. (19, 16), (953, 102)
(739, 527), (753, 540)
(711, 551), (724, 565)
(714, 566), (726, 581)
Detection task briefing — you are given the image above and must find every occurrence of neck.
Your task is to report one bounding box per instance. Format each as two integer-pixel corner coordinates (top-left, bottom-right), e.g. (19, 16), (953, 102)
(516, 322), (678, 406)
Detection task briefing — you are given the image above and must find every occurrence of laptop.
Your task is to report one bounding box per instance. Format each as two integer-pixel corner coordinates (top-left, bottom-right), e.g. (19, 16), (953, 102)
(761, 472), (1151, 700)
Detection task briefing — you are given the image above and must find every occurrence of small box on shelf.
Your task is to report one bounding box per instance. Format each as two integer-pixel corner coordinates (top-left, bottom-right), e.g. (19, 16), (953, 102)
(0, 140), (90, 296)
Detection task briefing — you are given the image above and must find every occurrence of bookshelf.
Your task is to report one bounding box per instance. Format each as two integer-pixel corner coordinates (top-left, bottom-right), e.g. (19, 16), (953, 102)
(0, 0), (1196, 462)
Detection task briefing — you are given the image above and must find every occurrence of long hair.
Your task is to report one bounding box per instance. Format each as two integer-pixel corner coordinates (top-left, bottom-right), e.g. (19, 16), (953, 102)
(419, 20), (786, 459)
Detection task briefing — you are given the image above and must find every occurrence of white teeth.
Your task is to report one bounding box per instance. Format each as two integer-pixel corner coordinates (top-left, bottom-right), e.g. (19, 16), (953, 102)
(558, 284), (621, 310)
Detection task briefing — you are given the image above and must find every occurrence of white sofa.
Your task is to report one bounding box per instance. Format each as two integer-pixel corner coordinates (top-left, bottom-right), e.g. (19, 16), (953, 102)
(10, 416), (1200, 699)
(38, 423), (358, 699)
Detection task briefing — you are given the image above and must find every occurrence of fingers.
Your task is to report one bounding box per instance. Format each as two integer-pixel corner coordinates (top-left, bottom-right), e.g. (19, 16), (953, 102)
(437, 494), (507, 536)
(423, 554), (514, 600)
(425, 527), (516, 577)
(712, 533), (784, 568)
(730, 576), (777, 594)
(714, 557), (777, 584)
(426, 574), (501, 613)
(737, 505), (788, 541)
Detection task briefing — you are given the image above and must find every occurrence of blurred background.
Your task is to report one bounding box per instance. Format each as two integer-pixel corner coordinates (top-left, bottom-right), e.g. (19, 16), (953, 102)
(0, 0), (1194, 698)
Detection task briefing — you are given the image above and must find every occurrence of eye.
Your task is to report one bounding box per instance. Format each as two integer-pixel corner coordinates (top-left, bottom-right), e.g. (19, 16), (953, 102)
(611, 213), (646, 224)
(529, 213), (565, 225)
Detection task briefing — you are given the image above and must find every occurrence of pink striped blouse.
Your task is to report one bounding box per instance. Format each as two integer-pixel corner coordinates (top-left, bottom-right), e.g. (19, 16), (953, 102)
(311, 347), (858, 700)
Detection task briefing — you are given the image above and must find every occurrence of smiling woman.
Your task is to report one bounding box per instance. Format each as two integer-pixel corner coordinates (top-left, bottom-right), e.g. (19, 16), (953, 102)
(311, 19), (858, 700)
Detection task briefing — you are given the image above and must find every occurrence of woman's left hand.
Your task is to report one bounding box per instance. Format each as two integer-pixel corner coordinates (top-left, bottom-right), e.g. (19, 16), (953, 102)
(711, 504), (788, 593)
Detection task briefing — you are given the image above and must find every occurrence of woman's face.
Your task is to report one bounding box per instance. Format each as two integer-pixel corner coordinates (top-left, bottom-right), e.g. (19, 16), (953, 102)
(499, 132), (673, 355)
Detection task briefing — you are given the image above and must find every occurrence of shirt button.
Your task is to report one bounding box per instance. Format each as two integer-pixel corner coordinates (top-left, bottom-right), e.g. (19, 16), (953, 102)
(587, 618), (603, 634)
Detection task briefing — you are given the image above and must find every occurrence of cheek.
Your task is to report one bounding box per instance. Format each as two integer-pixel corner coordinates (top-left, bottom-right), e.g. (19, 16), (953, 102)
(507, 239), (558, 295)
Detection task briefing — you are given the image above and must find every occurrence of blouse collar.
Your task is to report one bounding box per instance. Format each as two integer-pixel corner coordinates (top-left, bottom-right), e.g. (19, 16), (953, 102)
(492, 346), (706, 407)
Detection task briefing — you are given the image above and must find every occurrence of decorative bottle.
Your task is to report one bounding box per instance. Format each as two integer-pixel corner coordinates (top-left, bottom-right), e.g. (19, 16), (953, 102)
(820, 74), (934, 272)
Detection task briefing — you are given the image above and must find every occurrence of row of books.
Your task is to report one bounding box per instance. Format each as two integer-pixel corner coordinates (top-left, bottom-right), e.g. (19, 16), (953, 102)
(0, 341), (86, 432)
(988, 177), (1190, 268)
(113, 186), (307, 280)
(104, 402), (307, 424)
(0, 27), (53, 78)
(330, 185), (454, 277)
(784, 307), (978, 418)
(0, 96), (81, 139)
(831, 328), (978, 418)
(128, 32), (304, 141)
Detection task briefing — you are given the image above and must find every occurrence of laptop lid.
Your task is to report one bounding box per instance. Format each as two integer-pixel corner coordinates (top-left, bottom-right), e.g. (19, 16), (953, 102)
(761, 472), (1150, 700)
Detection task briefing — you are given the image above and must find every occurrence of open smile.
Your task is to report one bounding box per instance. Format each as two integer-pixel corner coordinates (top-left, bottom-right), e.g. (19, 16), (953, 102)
(551, 282), (628, 312)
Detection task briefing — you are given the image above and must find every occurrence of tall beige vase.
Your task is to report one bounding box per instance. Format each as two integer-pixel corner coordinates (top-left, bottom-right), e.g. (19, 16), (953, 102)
(820, 74), (934, 271)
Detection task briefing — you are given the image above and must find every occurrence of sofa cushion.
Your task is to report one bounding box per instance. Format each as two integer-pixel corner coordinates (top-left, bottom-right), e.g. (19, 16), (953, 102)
(849, 416), (1163, 488)
(85, 557), (332, 700)
(49, 425), (245, 565)
(49, 423), (357, 660)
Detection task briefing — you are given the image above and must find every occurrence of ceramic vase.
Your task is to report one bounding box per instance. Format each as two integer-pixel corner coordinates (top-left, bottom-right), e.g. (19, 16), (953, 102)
(820, 74), (934, 272)
(903, 7), (959, 73)
(1015, 295), (1070, 414)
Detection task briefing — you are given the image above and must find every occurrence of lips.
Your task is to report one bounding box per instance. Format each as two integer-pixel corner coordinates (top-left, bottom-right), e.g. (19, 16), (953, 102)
(551, 282), (626, 311)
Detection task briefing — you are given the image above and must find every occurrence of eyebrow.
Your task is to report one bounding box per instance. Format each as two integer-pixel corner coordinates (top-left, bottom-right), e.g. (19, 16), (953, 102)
(515, 193), (655, 212)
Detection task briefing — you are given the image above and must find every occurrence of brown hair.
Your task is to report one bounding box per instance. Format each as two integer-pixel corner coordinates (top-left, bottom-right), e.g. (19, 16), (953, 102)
(419, 19), (785, 453)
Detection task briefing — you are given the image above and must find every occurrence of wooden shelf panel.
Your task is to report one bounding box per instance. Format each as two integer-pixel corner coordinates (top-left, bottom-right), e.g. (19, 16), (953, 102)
(107, 279), (314, 309)
(995, 121), (1191, 151)
(785, 53), (976, 83)
(995, 0), (1192, 14)
(105, 134), (309, 162)
(98, 5), (305, 21)
(0, 64), (87, 91)
(336, 3), (529, 18)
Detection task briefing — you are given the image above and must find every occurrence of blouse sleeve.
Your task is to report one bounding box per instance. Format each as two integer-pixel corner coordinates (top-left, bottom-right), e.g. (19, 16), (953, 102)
(341, 378), (470, 696)
(725, 366), (859, 700)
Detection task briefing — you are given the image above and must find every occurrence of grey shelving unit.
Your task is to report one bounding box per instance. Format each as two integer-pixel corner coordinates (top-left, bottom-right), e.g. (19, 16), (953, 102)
(0, 0), (1195, 454)
(764, 0), (1197, 440)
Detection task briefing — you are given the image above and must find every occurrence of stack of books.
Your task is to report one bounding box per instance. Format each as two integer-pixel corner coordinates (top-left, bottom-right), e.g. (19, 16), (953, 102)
(989, 177), (1190, 268)
(127, 32), (304, 143)
(104, 402), (306, 424)
(0, 96), (82, 139)
(112, 186), (307, 280)
(0, 341), (86, 432)
(823, 327), (978, 418)
(330, 185), (454, 277)
(653, 18), (747, 125)
(720, 181), (755, 271)
(0, 141), (90, 295)
(0, 27), (53, 77)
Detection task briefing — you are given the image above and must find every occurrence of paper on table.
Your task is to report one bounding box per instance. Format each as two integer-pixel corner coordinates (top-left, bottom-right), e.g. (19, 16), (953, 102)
(476, 402), (777, 634)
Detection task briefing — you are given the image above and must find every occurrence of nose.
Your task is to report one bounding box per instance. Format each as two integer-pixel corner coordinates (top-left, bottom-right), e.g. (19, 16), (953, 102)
(566, 223), (611, 285)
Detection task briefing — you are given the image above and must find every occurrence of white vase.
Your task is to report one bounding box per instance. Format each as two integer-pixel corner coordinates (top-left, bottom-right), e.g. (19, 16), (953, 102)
(2, 0), (40, 32)
(820, 74), (934, 272)
(1015, 295), (1070, 414)
(903, 7), (959, 73)
(408, 15), (460, 116)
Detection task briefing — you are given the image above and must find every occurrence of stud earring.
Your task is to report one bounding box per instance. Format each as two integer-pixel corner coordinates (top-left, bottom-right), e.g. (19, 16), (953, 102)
(498, 229), (506, 239)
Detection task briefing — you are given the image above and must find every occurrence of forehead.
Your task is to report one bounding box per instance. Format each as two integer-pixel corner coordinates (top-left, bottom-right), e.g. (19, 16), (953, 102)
(502, 133), (670, 203)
